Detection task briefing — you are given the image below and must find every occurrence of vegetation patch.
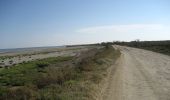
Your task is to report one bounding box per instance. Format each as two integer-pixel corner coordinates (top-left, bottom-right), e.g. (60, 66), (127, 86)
(113, 40), (170, 55)
(0, 46), (120, 100)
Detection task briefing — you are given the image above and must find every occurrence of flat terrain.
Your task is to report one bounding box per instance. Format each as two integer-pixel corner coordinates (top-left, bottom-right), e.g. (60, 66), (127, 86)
(0, 46), (98, 67)
(102, 45), (170, 100)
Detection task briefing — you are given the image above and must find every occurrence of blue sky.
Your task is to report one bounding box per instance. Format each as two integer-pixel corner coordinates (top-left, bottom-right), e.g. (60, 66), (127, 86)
(0, 0), (170, 49)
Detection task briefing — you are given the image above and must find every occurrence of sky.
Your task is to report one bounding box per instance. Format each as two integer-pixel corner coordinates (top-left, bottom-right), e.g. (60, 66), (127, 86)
(0, 0), (170, 49)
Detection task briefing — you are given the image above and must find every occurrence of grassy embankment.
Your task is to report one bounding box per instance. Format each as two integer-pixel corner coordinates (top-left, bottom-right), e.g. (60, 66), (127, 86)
(112, 40), (170, 55)
(128, 41), (170, 55)
(0, 46), (120, 100)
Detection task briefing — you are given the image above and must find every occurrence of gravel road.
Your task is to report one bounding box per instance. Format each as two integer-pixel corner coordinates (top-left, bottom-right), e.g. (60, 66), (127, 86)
(102, 45), (170, 100)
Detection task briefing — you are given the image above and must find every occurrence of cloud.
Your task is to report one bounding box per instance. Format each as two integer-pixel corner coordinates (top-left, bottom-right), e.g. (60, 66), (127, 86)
(75, 24), (170, 41)
(76, 24), (169, 34)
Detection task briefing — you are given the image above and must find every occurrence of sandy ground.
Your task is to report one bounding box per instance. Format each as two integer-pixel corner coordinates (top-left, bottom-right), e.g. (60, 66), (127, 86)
(101, 45), (170, 100)
(0, 46), (100, 67)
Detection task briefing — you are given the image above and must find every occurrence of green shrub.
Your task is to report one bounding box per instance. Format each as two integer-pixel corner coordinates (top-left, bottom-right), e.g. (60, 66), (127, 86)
(36, 62), (49, 68)
(9, 60), (13, 64)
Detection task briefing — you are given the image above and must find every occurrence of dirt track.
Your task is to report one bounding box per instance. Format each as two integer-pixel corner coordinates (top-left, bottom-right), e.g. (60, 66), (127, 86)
(102, 45), (170, 100)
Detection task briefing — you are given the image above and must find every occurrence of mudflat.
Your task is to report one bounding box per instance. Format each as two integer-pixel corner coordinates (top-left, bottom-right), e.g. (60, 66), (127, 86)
(0, 46), (98, 67)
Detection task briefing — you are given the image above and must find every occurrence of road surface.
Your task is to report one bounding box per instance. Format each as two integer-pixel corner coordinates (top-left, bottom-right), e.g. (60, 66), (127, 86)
(102, 45), (170, 100)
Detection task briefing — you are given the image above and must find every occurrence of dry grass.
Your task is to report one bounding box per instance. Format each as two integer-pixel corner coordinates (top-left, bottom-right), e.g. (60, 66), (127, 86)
(0, 46), (120, 100)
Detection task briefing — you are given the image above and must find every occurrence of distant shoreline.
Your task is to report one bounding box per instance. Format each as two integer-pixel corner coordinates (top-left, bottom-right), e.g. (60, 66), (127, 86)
(0, 46), (65, 54)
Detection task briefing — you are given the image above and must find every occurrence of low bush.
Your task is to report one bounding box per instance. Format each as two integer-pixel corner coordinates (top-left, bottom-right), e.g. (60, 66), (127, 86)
(36, 62), (49, 68)
(9, 60), (13, 64)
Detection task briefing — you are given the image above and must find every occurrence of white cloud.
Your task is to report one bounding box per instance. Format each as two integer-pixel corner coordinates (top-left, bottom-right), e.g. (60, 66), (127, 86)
(76, 24), (169, 34)
(76, 24), (170, 41)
